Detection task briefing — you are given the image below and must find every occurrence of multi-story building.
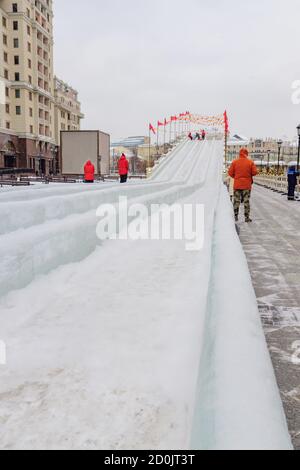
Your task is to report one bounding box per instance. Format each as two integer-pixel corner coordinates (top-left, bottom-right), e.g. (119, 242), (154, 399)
(54, 76), (84, 145)
(227, 136), (299, 165)
(0, 0), (83, 175)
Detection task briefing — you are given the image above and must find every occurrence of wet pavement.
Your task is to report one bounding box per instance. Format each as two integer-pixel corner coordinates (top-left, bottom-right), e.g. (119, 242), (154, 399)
(238, 185), (300, 450)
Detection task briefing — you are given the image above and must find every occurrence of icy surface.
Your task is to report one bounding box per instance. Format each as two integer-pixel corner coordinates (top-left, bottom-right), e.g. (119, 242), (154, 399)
(0, 140), (292, 450)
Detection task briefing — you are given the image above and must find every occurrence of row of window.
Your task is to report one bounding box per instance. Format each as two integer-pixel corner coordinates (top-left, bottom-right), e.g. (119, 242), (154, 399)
(10, 1), (51, 27)
(3, 120), (52, 136)
(5, 103), (50, 120)
(2, 69), (51, 92)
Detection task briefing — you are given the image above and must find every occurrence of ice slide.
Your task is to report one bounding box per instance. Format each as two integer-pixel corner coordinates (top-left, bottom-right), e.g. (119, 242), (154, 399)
(0, 140), (292, 450)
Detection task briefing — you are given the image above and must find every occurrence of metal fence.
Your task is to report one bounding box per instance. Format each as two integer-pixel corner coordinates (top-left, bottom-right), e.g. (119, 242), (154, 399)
(254, 175), (300, 194)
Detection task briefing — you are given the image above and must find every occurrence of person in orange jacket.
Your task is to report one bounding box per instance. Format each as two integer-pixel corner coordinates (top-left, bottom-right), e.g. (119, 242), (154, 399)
(118, 153), (129, 183)
(84, 160), (95, 183)
(228, 148), (258, 222)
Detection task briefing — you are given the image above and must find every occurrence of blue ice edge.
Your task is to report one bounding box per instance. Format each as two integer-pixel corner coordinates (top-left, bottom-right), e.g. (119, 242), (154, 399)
(191, 187), (293, 451)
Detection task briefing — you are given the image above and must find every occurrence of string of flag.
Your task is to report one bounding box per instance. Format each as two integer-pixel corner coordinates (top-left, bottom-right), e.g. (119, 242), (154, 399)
(149, 111), (229, 135)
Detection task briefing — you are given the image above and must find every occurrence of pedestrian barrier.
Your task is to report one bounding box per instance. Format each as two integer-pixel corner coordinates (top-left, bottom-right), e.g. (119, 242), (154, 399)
(254, 175), (300, 195)
(0, 180), (30, 187)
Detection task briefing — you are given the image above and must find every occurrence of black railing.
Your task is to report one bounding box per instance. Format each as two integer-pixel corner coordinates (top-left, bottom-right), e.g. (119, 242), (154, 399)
(0, 168), (34, 176)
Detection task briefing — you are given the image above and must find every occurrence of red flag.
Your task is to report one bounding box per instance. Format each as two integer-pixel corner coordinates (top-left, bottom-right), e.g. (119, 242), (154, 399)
(157, 121), (164, 127)
(224, 111), (229, 134)
(171, 116), (177, 121)
(149, 123), (156, 135)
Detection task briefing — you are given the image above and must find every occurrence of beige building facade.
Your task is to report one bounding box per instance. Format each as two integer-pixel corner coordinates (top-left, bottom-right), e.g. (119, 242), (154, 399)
(0, 0), (83, 174)
(54, 76), (84, 146)
(228, 138), (299, 165)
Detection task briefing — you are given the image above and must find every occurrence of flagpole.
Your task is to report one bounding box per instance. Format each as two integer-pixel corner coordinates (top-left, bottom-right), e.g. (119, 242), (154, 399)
(149, 126), (151, 171)
(225, 131), (228, 167)
(164, 122), (166, 154)
(157, 123), (159, 156)
(170, 119), (172, 145)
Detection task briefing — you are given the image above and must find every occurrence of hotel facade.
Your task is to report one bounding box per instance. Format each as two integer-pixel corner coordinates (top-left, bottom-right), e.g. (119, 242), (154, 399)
(0, 0), (83, 175)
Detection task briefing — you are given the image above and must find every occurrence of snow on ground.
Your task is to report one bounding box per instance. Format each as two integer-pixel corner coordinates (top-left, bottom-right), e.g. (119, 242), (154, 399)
(0, 140), (293, 450)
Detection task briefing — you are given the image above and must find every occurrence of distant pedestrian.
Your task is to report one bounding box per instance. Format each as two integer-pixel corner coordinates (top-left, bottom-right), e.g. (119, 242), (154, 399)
(84, 160), (95, 183)
(287, 165), (299, 201)
(228, 148), (258, 223)
(118, 153), (129, 183)
(188, 132), (193, 141)
(202, 130), (206, 141)
(195, 132), (201, 141)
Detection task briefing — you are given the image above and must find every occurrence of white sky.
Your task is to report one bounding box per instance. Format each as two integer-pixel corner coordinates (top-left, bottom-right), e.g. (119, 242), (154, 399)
(54, 0), (300, 140)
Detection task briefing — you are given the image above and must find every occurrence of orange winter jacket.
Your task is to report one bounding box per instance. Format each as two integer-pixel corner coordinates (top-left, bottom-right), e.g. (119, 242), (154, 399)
(228, 149), (258, 190)
(84, 160), (95, 181)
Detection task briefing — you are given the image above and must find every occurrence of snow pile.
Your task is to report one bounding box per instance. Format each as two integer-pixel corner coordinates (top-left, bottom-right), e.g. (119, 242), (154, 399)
(191, 187), (292, 450)
(0, 139), (292, 450)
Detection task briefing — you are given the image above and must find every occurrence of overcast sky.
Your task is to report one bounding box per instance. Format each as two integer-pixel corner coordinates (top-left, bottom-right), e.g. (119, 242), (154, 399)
(54, 0), (300, 140)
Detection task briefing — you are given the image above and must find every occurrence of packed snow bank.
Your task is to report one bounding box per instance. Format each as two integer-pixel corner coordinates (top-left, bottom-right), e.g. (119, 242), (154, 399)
(0, 140), (212, 297)
(0, 140), (292, 450)
(191, 186), (292, 450)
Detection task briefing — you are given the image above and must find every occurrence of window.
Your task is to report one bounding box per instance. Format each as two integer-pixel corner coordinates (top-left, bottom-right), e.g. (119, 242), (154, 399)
(15, 89), (20, 98)
(6, 122), (10, 130)
(30, 125), (33, 134)
(13, 38), (19, 48)
(13, 21), (18, 31)
(4, 69), (9, 79)
(15, 72), (20, 81)
(2, 17), (7, 28)
(27, 25), (31, 35)
(16, 106), (21, 115)
(14, 55), (19, 65)
(5, 87), (9, 98)
(27, 42), (31, 52)
(28, 75), (32, 84)
(29, 92), (33, 101)
(3, 52), (8, 63)
(5, 104), (10, 114)
(3, 34), (7, 45)
(28, 59), (31, 69)
(29, 108), (33, 117)
(12, 4), (18, 13)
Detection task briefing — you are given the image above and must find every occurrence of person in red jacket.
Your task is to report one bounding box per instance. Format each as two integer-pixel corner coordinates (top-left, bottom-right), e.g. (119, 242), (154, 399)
(201, 130), (206, 141)
(228, 148), (258, 223)
(84, 160), (95, 183)
(118, 153), (129, 183)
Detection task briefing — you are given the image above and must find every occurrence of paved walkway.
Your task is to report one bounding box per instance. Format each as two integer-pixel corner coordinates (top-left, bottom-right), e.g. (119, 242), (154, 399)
(238, 185), (300, 450)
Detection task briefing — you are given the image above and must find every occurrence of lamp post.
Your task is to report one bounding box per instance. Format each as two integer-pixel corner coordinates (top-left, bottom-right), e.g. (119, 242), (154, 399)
(277, 140), (283, 174)
(267, 150), (271, 173)
(297, 125), (300, 171)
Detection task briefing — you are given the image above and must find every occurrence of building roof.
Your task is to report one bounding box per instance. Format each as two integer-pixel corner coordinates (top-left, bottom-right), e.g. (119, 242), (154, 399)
(111, 136), (147, 148)
(227, 134), (250, 146)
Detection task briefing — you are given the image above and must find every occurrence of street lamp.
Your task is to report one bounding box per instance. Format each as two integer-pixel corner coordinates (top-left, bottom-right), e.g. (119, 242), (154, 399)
(297, 125), (300, 171)
(267, 150), (271, 173)
(277, 140), (283, 174)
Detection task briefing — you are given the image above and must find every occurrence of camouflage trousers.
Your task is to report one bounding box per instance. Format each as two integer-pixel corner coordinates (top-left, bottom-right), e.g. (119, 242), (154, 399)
(233, 190), (251, 219)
